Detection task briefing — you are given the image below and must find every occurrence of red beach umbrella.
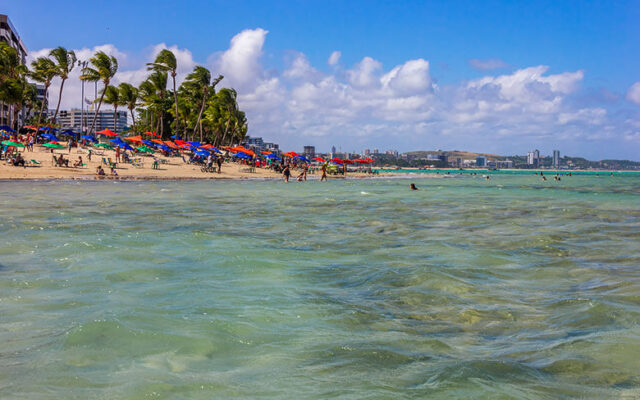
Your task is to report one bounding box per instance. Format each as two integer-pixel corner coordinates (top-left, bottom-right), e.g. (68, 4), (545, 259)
(342, 159), (354, 164)
(261, 151), (273, 155)
(330, 158), (343, 163)
(313, 157), (325, 162)
(97, 129), (117, 137)
(144, 131), (161, 138)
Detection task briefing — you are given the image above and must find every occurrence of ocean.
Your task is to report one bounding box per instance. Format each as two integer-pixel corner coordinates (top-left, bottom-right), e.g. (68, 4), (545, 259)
(1, 175), (639, 399)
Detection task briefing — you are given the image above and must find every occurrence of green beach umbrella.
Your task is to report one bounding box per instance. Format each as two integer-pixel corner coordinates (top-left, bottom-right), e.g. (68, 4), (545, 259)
(1, 140), (25, 148)
(94, 143), (114, 149)
(136, 145), (155, 153)
(43, 142), (65, 149)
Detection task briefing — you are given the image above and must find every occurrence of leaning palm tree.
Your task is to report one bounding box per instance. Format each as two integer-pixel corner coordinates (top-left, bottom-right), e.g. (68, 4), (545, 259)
(139, 71), (167, 137)
(49, 46), (77, 123)
(29, 57), (58, 128)
(100, 85), (121, 134)
(183, 66), (224, 142)
(147, 49), (178, 135)
(80, 51), (118, 134)
(118, 83), (138, 129)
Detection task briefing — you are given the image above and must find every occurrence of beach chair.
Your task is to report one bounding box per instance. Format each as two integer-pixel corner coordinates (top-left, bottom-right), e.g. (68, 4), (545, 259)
(107, 158), (117, 168)
(52, 155), (58, 167)
(102, 157), (109, 166)
(30, 159), (41, 167)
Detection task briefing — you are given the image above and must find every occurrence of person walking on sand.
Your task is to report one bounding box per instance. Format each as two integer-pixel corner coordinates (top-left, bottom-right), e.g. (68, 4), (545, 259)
(321, 163), (327, 181)
(115, 146), (121, 163)
(216, 156), (222, 174)
(283, 165), (291, 182)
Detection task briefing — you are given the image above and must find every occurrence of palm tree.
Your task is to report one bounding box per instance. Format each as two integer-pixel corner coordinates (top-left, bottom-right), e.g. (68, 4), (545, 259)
(147, 49), (178, 135)
(80, 51), (118, 134)
(138, 71), (167, 137)
(182, 67), (225, 141)
(118, 83), (138, 130)
(29, 57), (57, 128)
(101, 85), (121, 134)
(49, 46), (77, 123)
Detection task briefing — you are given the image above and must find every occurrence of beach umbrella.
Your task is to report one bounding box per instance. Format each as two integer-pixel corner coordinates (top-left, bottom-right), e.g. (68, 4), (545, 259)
(234, 152), (251, 159)
(2, 140), (25, 148)
(265, 154), (281, 160)
(140, 139), (154, 146)
(117, 143), (135, 151)
(39, 126), (58, 132)
(0, 131), (10, 137)
(342, 159), (354, 164)
(156, 144), (171, 151)
(163, 141), (180, 149)
(144, 131), (161, 138)
(188, 141), (202, 146)
(43, 142), (65, 149)
(330, 158), (343, 163)
(41, 133), (59, 141)
(0, 125), (15, 133)
(171, 135), (181, 139)
(194, 150), (210, 157)
(294, 155), (310, 162)
(109, 138), (125, 144)
(97, 129), (117, 136)
(93, 143), (113, 149)
(125, 135), (143, 142)
(261, 151), (273, 155)
(201, 145), (221, 153)
(81, 135), (98, 143)
(61, 129), (78, 136)
(136, 145), (155, 153)
(313, 157), (326, 162)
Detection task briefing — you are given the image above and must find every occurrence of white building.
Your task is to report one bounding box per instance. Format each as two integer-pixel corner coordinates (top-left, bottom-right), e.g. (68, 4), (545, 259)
(56, 109), (128, 133)
(553, 150), (560, 168)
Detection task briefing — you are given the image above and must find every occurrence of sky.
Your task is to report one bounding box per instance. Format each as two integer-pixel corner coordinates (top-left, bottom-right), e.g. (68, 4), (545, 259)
(3, 0), (640, 159)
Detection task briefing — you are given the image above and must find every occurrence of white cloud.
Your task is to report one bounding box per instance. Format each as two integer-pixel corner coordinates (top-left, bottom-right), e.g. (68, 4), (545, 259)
(328, 51), (341, 66)
(627, 82), (640, 105)
(215, 28), (268, 91)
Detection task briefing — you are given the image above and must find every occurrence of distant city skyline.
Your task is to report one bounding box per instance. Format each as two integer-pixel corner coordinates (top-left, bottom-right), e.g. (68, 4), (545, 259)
(4, 0), (640, 159)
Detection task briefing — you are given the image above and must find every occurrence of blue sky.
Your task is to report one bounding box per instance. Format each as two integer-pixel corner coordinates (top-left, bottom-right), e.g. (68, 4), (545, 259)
(5, 0), (640, 159)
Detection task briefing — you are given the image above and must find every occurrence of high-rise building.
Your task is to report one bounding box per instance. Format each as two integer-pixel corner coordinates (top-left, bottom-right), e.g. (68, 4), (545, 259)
(364, 149), (370, 155)
(476, 155), (487, 167)
(303, 146), (315, 158)
(0, 14), (28, 127)
(57, 109), (128, 133)
(373, 148), (379, 154)
(331, 146), (336, 154)
(553, 150), (560, 168)
(527, 149), (540, 167)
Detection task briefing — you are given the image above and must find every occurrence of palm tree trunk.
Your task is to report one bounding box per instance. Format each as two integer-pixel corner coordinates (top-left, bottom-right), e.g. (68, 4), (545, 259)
(129, 108), (135, 130)
(35, 84), (49, 129)
(193, 90), (207, 140)
(113, 105), (118, 134)
(172, 72), (179, 135)
(53, 78), (66, 122)
(89, 87), (106, 134)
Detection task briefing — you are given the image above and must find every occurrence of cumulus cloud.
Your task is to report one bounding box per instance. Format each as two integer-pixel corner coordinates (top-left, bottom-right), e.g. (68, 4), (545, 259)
(328, 51), (341, 66)
(27, 29), (640, 159)
(627, 82), (640, 105)
(468, 58), (509, 70)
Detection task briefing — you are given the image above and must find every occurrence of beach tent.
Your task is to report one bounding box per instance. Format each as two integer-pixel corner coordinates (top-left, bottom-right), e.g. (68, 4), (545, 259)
(97, 129), (118, 137)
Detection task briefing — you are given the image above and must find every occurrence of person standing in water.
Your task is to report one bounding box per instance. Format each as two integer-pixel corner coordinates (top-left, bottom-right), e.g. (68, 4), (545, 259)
(320, 163), (327, 181)
(283, 165), (291, 182)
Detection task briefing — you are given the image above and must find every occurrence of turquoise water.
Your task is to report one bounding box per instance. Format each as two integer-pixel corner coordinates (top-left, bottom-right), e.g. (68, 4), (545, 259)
(1, 176), (639, 399)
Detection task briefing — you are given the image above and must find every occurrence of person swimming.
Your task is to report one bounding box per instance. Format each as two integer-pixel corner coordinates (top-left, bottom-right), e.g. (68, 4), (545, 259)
(410, 183), (418, 190)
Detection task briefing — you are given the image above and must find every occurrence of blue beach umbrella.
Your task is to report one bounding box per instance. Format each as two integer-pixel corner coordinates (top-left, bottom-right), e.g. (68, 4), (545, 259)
(157, 144), (171, 151)
(40, 133), (59, 141)
(141, 139), (154, 146)
(188, 141), (202, 147)
(109, 138), (125, 144)
(0, 125), (15, 132)
(118, 143), (135, 151)
(81, 135), (98, 143)
(294, 155), (310, 162)
(194, 150), (210, 157)
(61, 129), (78, 137)
(235, 152), (251, 159)
(171, 135), (181, 140)
(265, 154), (281, 160)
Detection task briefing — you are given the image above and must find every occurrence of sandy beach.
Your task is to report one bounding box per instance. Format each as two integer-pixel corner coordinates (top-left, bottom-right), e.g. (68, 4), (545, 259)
(0, 144), (378, 180)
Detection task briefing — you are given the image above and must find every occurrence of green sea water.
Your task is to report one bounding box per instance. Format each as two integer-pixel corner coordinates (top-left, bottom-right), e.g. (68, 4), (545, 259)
(1, 175), (639, 399)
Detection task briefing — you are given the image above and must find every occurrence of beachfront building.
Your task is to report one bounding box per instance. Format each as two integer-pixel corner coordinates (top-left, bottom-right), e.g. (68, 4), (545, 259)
(476, 155), (487, 167)
(527, 149), (540, 167)
(1, 14), (28, 127)
(553, 150), (560, 168)
(303, 146), (315, 158)
(363, 149), (371, 155)
(56, 108), (127, 133)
